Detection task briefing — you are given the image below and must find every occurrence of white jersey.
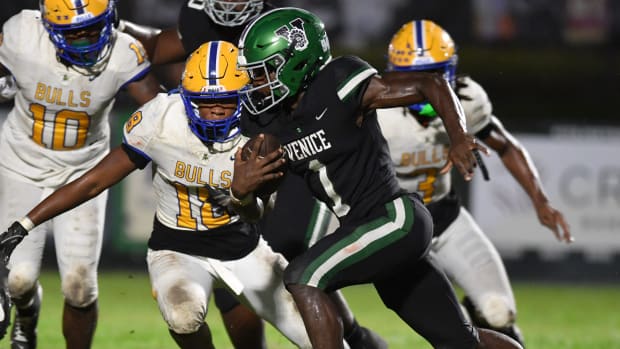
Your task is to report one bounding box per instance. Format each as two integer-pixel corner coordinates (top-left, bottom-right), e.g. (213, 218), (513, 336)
(377, 76), (493, 203)
(122, 93), (247, 232)
(0, 10), (150, 187)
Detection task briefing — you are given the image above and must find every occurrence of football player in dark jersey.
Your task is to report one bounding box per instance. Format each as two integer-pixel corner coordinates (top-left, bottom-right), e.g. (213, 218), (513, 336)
(118, 0), (274, 89)
(232, 7), (524, 349)
(120, 2), (388, 349)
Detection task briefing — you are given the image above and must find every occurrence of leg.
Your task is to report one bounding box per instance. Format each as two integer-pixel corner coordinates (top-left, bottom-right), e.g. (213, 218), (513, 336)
(147, 249), (215, 349)
(63, 301), (97, 349)
(431, 208), (524, 346)
(375, 257), (523, 349)
(328, 291), (387, 349)
(213, 288), (266, 349)
(10, 283), (42, 349)
(376, 257), (478, 348)
(1, 176), (48, 349)
(169, 323), (214, 349)
(284, 196), (431, 349)
(225, 238), (312, 348)
(288, 284), (343, 349)
(54, 191), (107, 349)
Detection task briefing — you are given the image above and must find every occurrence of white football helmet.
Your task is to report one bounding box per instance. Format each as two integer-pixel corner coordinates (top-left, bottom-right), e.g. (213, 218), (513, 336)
(204, 0), (263, 27)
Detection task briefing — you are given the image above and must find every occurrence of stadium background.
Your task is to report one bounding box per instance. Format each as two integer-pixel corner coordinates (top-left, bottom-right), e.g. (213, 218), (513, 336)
(0, 0), (618, 308)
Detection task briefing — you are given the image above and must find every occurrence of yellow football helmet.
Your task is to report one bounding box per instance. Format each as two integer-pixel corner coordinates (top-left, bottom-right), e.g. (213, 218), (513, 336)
(40, 0), (116, 67)
(181, 40), (249, 143)
(387, 19), (458, 117)
(387, 19), (457, 83)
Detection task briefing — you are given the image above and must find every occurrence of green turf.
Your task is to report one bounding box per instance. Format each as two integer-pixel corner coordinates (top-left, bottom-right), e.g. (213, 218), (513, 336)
(1, 271), (618, 348)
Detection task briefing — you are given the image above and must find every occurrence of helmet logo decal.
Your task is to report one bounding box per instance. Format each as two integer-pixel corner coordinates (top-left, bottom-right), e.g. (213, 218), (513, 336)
(275, 18), (308, 51)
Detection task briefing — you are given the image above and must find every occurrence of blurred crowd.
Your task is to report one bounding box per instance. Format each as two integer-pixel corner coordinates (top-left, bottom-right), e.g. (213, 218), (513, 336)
(2, 0), (619, 49)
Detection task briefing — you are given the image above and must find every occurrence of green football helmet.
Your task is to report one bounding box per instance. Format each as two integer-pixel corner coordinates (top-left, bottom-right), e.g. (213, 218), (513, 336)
(237, 7), (331, 114)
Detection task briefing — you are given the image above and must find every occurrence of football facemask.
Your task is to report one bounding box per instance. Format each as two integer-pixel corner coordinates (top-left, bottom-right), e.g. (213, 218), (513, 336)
(40, 0), (116, 67)
(204, 0), (263, 27)
(237, 7), (331, 115)
(387, 19), (458, 118)
(181, 41), (249, 143)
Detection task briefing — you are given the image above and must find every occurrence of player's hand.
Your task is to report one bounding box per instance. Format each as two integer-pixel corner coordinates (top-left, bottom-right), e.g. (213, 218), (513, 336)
(535, 202), (573, 244)
(445, 134), (489, 181)
(0, 222), (28, 265)
(231, 135), (286, 199)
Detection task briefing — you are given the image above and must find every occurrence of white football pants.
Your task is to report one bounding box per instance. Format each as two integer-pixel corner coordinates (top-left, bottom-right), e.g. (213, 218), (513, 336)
(430, 207), (517, 328)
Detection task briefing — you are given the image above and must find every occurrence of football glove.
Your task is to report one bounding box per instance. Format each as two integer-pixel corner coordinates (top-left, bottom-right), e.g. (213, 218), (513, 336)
(205, 185), (234, 213)
(0, 261), (11, 340)
(0, 222), (28, 265)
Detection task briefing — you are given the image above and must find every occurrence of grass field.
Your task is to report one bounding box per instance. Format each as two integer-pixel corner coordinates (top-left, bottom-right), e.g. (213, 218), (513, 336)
(1, 271), (618, 349)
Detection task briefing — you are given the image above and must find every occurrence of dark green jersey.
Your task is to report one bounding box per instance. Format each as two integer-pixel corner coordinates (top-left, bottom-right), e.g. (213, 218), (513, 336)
(249, 56), (405, 224)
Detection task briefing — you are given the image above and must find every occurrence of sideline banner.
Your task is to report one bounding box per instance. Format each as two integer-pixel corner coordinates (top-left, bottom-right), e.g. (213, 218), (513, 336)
(470, 131), (620, 262)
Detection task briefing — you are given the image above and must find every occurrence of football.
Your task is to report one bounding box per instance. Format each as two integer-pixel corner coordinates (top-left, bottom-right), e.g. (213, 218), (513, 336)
(241, 133), (287, 197)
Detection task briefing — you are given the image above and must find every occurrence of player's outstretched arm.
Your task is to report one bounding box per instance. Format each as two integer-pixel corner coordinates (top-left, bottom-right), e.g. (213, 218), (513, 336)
(477, 119), (573, 243)
(0, 148), (138, 262)
(363, 71), (488, 180)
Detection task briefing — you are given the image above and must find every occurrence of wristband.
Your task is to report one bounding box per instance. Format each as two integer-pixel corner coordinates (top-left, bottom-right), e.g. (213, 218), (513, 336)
(229, 189), (254, 207)
(18, 217), (35, 232)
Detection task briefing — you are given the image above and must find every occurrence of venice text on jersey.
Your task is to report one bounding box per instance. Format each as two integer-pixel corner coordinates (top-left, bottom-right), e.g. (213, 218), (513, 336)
(283, 129), (332, 161)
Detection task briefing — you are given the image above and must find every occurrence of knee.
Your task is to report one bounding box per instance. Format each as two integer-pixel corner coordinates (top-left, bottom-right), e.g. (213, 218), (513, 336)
(61, 266), (98, 308)
(159, 283), (206, 334)
(7, 263), (39, 298)
(477, 293), (516, 328)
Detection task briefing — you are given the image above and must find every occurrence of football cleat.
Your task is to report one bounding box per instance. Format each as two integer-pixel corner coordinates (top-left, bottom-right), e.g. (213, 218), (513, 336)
(349, 326), (388, 349)
(11, 284), (42, 349)
(204, 0), (263, 27)
(180, 41), (249, 143)
(40, 0), (116, 67)
(386, 19), (458, 117)
(237, 7), (331, 114)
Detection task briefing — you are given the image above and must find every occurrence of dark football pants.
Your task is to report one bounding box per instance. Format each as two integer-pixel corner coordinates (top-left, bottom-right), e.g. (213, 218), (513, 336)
(283, 194), (479, 349)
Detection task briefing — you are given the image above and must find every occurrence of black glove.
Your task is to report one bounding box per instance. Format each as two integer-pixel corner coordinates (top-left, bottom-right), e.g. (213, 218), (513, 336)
(0, 222), (28, 265)
(0, 261), (11, 339)
(204, 185), (234, 213)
